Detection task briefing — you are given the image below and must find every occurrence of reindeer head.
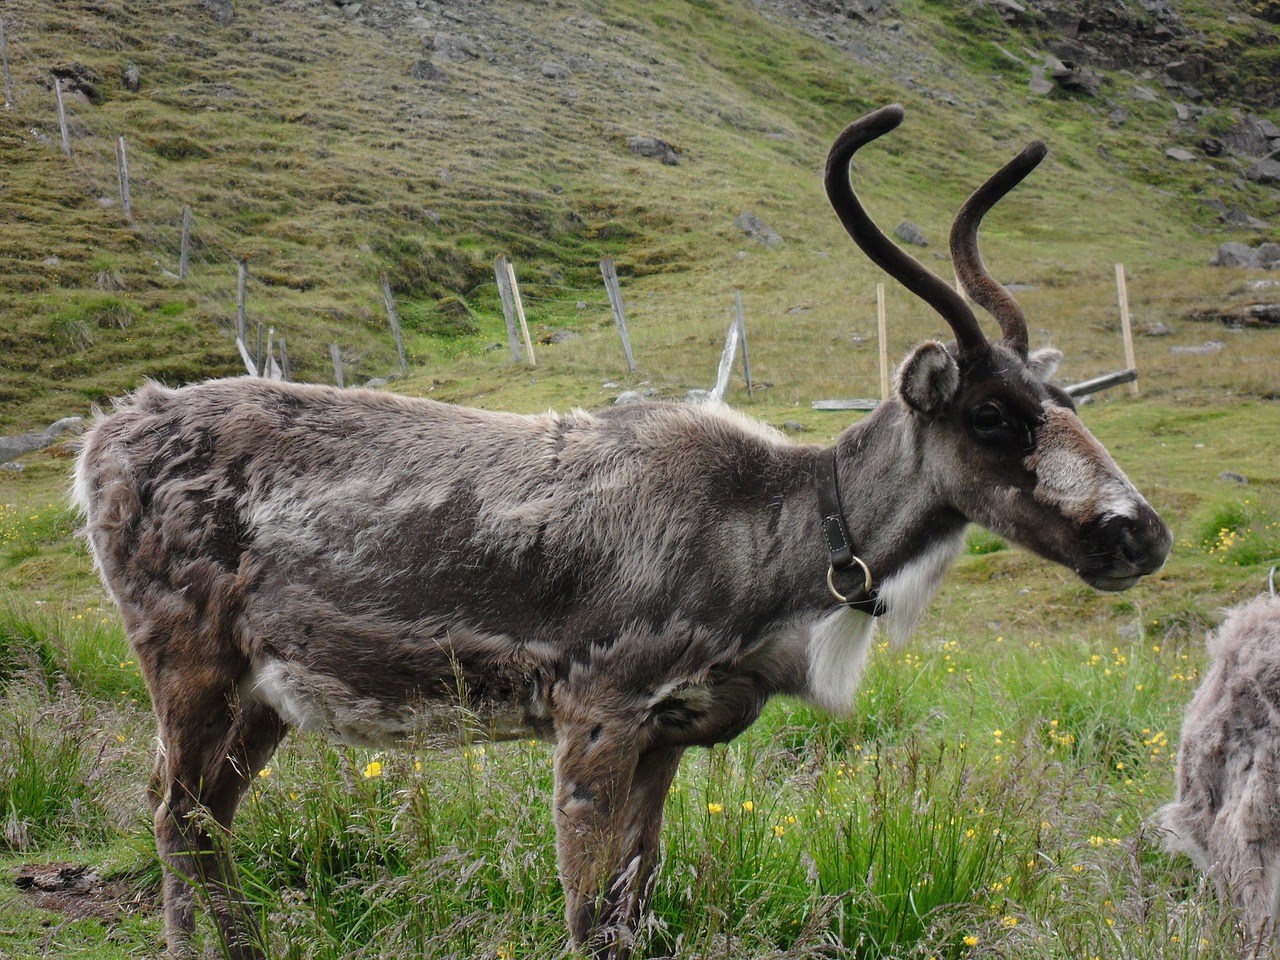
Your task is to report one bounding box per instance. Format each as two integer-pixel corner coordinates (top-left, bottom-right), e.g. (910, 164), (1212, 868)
(826, 105), (1171, 591)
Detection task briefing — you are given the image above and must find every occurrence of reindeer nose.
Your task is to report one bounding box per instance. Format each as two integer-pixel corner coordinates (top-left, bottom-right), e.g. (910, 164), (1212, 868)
(1102, 509), (1172, 577)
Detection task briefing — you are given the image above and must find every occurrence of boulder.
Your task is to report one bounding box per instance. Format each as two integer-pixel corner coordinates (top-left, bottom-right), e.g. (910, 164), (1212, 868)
(626, 136), (679, 165)
(1245, 158), (1280, 185)
(410, 59), (448, 82)
(734, 212), (782, 246)
(201, 0), (233, 26)
(894, 220), (929, 246)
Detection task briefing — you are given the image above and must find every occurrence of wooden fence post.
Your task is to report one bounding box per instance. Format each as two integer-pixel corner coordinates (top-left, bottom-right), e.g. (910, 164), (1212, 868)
(278, 337), (291, 382)
(733, 289), (753, 398)
(493, 254), (523, 362)
(331, 344), (345, 388)
(505, 259), (536, 367)
(115, 136), (132, 221)
(1115, 263), (1139, 396)
(235, 338), (258, 377)
(381, 272), (408, 377)
(708, 317), (741, 405)
(236, 257), (248, 345)
(600, 256), (637, 374)
(254, 322), (265, 376)
(876, 283), (889, 401)
(54, 78), (71, 156)
(179, 206), (192, 280)
(1, 19), (13, 107)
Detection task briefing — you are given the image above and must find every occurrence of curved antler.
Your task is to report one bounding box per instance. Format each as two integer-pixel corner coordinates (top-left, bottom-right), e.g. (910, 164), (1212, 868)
(949, 141), (1047, 357)
(824, 104), (987, 357)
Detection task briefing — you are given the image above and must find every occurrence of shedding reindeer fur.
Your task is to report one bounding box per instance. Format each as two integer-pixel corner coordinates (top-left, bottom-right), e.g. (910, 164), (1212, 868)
(73, 105), (1171, 958)
(1162, 568), (1280, 942)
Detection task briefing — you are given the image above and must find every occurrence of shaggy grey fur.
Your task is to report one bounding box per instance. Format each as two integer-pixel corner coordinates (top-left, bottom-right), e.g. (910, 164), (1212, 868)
(1162, 582), (1280, 938)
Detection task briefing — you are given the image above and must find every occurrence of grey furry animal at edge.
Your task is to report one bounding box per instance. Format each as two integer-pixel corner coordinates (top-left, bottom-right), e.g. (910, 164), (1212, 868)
(71, 104), (1172, 960)
(1161, 569), (1280, 939)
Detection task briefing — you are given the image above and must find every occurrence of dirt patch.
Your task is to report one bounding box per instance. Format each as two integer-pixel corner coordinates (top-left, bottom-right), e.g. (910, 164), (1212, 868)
(14, 862), (142, 925)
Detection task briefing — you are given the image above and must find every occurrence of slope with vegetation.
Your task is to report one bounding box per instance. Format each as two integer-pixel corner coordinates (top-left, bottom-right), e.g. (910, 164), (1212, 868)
(1, 1), (1278, 957)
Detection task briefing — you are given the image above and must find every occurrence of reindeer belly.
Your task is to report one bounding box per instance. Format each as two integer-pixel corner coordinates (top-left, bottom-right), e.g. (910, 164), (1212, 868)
(241, 654), (548, 748)
(238, 579), (558, 747)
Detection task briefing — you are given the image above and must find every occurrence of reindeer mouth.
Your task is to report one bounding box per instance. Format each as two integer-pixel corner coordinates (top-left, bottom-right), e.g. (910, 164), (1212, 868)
(1081, 571), (1143, 592)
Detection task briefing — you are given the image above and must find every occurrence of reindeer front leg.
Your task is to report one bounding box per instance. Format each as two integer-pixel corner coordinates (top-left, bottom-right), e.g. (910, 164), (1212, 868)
(552, 708), (685, 958)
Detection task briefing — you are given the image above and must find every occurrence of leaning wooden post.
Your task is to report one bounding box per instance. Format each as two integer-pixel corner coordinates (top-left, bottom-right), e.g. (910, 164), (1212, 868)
(493, 254), (523, 362)
(708, 316), (741, 405)
(54, 78), (71, 156)
(600, 256), (637, 374)
(380, 272), (408, 377)
(234, 338), (258, 377)
(254, 322), (265, 377)
(0, 18), (13, 108)
(733, 289), (753, 398)
(178, 206), (192, 280)
(505, 259), (536, 367)
(236, 256), (249, 345)
(264, 327), (276, 379)
(876, 282), (889, 402)
(331, 344), (345, 388)
(115, 136), (132, 221)
(1115, 262), (1139, 397)
(278, 337), (291, 382)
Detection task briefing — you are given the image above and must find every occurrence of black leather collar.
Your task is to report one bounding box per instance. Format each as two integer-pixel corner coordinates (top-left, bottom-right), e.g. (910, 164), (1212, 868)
(815, 446), (886, 616)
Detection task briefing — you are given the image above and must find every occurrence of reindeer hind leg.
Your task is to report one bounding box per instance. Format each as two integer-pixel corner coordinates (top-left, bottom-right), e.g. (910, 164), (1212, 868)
(145, 642), (286, 960)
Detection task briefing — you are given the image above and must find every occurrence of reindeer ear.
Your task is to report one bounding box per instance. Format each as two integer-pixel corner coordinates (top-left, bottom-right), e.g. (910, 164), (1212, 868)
(895, 340), (959, 417)
(1026, 347), (1062, 382)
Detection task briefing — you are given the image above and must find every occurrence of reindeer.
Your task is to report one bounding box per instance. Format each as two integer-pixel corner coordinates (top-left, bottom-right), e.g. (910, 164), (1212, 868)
(1161, 568), (1280, 942)
(72, 105), (1171, 958)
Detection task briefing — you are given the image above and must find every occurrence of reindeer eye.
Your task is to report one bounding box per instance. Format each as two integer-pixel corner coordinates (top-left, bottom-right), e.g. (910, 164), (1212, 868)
(970, 403), (1005, 433)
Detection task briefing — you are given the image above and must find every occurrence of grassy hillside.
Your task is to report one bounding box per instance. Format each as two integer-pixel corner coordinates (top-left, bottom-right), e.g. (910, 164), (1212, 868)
(0, 0), (1276, 430)
(1, 1), (1279, 957)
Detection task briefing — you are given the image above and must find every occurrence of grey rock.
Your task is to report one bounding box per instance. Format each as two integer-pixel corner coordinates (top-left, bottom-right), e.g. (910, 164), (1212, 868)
(410, 59), (448, 82)
(1211, 242), (1262, 268)
(1108, 107), (1129, 125)
(1165, 58), (1204, 84)
(614, 390), (644, 405)
(0, 416), (85, 464)
(1165, 147), (1197, 162)
(1221, 206), (1272, 230)
(365, 378), (389, 389)
(122, 64), (141, 93)
(1028, 66), (1055, 95)
(1221, 117), (1272, 157)
(1132, 85), (1161, 103)
(540, 60), (572, 80)
(201, 0), (233, 26)
(1219, 471), (1248, 485)
(428, 32), (478, 61)
(1170, 340), (1226, 355)
(546, 330), (581, 344)
(734, 212), (782, 246)
(783, 420), (808, 433)
(894, 220), (928, 246)
(1143, 321), (1173, 336)
(626, 136), (679, 165)
(1245, 158), (1280, 186)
